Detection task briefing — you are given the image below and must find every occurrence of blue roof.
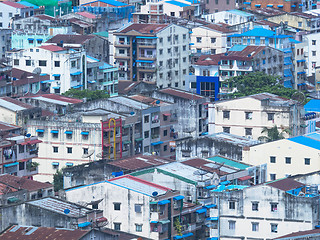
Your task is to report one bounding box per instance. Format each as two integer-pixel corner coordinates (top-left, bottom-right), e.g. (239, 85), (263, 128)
(305, 100), (320, 112)
(19, 1), (39, 8)
(92, 0), (127, 6)
(165, 0), (190, 7)
(289, 38), (301, 44)
(227, 9), (253, 17)
(229, 45), (247, 51)
(87, 55), (100, 62)
(306, 132), (320, 141)
(288, 136), (320, 150)
(184, 0), (200, 3)
(238, 27), (276, 37)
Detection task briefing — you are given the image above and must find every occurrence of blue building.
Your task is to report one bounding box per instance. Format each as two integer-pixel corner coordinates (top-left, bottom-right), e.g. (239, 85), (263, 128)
(185, 75), (220, 101)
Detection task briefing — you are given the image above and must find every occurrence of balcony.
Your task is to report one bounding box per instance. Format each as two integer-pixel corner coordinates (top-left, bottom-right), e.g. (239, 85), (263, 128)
(150, 212), (159, 222)
(114, 41), (130, 47)
(114, 54), (130, 60)
(139, 55), (156, 61)
(138, 43), (156, 49)
(220, 64), (234, 70)
(138, 66), (156, 73)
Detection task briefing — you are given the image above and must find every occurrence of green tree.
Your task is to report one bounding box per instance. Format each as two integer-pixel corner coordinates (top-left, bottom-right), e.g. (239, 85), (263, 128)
(224, 72), (298, 99)
(53, 170), (64, 192)
(62, 89), (110, 101)
(258, 125), (291, 142)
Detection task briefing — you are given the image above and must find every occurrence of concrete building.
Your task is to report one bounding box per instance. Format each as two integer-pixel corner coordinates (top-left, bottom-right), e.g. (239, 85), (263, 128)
(65, 175), (203, 239)
(113, 23), (190, 89)
(0, 1), (34, 29)
(209, 178), (319, 240)
(204, 0), (237, 14)
(301, 32), (320, 79)
(0, 29), (12, 59)
(0, 62), (12, 97)
(203, 9), (255, 25)
(209, 93), (305, 140)
(7, 45), (87, 94)
(248, 0), (314, 12)
(190, 24), (235, 55)
(274, 229), (320, 240)
(242, 131), (320, 181)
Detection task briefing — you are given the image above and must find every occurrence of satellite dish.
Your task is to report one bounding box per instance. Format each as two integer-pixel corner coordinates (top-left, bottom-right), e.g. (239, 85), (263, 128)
(96, 152), (102, 159)
(32, 67), (42, 75)
(64, 209), (70, 214)
(291, 91), (306, 105)
(156, 100), (160, 104)
(26, 133), (31, 138)
(82, 150), (94, 158)
(130, 111), (135, 115)
(152, 191), (158, 196)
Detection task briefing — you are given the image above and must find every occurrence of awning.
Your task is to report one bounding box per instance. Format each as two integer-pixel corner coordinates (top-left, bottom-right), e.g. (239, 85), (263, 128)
(299, 3), (303, 6)
(163, 113), (171, 116)
(297, 59), (306, 62)
(7, 197), (20, 203)
(255, 4), (261, 7)
(66, 162), (74, 166)
(207, 217), (219, 221)
(220, 180), (231, 185)
(20, 139), (42, 145)
(204, 204), (217, 209)
(150, 201), (157, 204)
(52, 86), (60, 89)
(159, 219), (171, 224)
(81, 131), (89, 135)
(135, 138), (143, 141)
(173, 195), (184, 201)
(136, 60), (154, 63)
(151, 141), (163, 146)
(158, 199), (170, 205)
(70, 71), (82, 76)
(243, 2), (251, 4)
(51, 130), (59, 134)
(123, 140), (131, 144)
(36, 38), (43, 41)
(52, 162), (59, 166)
(78, 222), (91, 228)
(238, 175), (252, 181)
(173, 235), (183, 240)
(182, 233), (193, 238)
(196, 208), (207, 214)
(4, 162), (18, 167)
(88, 80), (96, 84)
(36, 129), (44, 133)
(297, 72), (306, 74)
(27, 38), (34, 40)
(151, 221), (158, 223)
(136, 36), (157, 39)
(52, 74), (60, 77)
(207, 238), (219, 240)
(277, 4), (283, 7)
(41, 80), (54, 83)
(72, 84), (83, 89)
(189, 43), (194, 45)
(267, 4), (273, 7)
(204, 185), (216, 190)
(65, 131), (73, 134)
(291, 4), (296, 7)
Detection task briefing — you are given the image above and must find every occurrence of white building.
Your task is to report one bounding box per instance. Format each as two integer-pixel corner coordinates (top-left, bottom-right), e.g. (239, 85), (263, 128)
(0, 1), (34, 29)
(301, 32), (320, 78)
(7, 45), (87, 94)
(209, 92), (305, 140)
(203, 9), (255, 25)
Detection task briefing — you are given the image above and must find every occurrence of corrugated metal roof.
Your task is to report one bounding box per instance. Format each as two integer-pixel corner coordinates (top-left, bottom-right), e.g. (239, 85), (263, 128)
(0, 98), (27, 111)
(305, 99), (320, 112)
(266, 178), (304, 191)
(274, 228), (320, 239)
(28, 197), (91, 218)
(207, 132), (259, 147)
(109, 96), (149, 109)
(288, 135), (320, 150)
(165, 0), (190, 7)
(0, 174), (52, 192)
(227, 9), (253, 17)
(159, 88), (204, 100)
(207, 156), (250, 170)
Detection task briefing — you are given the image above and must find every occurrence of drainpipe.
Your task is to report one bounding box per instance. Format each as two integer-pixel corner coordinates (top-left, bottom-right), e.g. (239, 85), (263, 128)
(218, 195), (220, 239)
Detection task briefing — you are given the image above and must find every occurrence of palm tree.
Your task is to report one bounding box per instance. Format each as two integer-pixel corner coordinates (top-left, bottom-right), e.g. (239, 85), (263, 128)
(258, 125), (291, 143)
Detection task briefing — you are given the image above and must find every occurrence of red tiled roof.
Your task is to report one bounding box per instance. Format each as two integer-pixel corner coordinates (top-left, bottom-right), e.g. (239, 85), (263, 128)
(76, 11), (97, 19)
(194, 54), (221, 66)
(224, 45), (266, 60)
(267, 178), (304, 191)
(0, 97), (35, 109)
(0, 182), (18, 195)
(1, 1), (29, 8)
(107, 155), (172, 171)
(159, 88), (204, 100)
(0, 174), (52, 192)
(274, 228), (320, 239)
(39, 45), (65, 52)
(119, 23), (169, 34)
(0, 225), (89, 240)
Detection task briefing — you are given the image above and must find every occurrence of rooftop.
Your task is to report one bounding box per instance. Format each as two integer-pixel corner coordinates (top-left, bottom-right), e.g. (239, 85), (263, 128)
(304, 99), (320, 112)
(33, 14), (56, 21)
(107, 155), (172, 171)
(0, 174), (52, 192)
(207, 132), (260, 147)
(108, 96), (150, 110)
(274, 228), (320, 239)
(288, 132), (320, 151)
(0, 121), (20, 132)
(1, 1), (30, 8)
(46, 34), (94, 45)
(181, 158), (233, 175)
(248, 7), (285, 17)
(108, 175), (171, 196)
(76, 11), (97, 19)
(19, 1), (39, 9)
(85, 0), (127, 7)
(207, 156), (250, 170)
(12, 68), (49, 87)
(266, 178), (305, 191)
(20, 94), (83, 105)
(28, 197), (92, 218)
(0, 225), (89, 240)
(165, 0), (190, 7)
(0, 97), (35, 111)
(227, 9), (254, 17)
(159, 88), (204, 100)
(194, 55), (220, 66)
(118, 23), (169, 34)
(203, 23), (235, 33)
(290, 11), (319, 19)
(39, 45), (65, 52)
(128, 95), (171, 106)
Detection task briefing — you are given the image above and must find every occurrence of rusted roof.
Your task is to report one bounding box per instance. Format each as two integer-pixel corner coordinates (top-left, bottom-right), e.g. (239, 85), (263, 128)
(267, 178), (304, 191)
(159, 88), (204, 100)
(248, 7), (285, 17)
(0, 225), (89, 240)
(255, 19), (280, 27)
(0, 182), (18, 195)
(20, 94), (83, 104)
(182, 158), (228, 175)
(1, 1), (29, 8)
(119, 23), (169, 34)
(76, 11), (97, 19)
(290, 12), (318, 19)
(203, 24), (235, 33)
(107, 155), (172, 171)
(118, 81), (139, 94)
(0, 174), (52, 192)
(0, 97), (35, 110)
(0, 121), (20, 131)
(194, 54), (221, 66)
(34, 14), (55, 21)
(274, 228), (320, 239)
(101, 228), (152, 240)
(39, 45), (65, 52)
(12, 68), (49, 86)
(46, 34), (94, 45)
(224, 45), (266, 60)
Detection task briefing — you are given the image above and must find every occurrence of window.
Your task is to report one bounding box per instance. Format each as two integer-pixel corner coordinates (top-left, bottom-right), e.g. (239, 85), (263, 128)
(135, 204), (142, 213)
(252, 222), (259, 232)
(229, 201), (235, 209)
(268, 113), (275, 121)
(159, 61), (163, 67)
(39, 60), (47, 66)
(144, 131), (149, 139)
(271, 203), (278, 212)
(28, 39), (34, 44)
(159, 49), (163, 55)
(83, 148), (88, 155)
(52, 131), (58, 138)
(183, 69), (186, 74)
(9, 13), (12, 18)
(197, 48), (201, 53)
(196, 37), (202, 43)
(0, 12), (2, 17)
(37, 39), (42, 44)
(183, 34), (186, 40)
(55, 61), (60, 67)
(14, 59), (19, 66)
(305, 158), (310, 165)
(67, 147), (72, 154)
(270, 156), (276, 163)
(119, 49), (125, 54)
(175, 82), (178, 87)
(312, 40), (316, 45)
(144, 115), (149, 123)
(298, 22), (302, 27)
(183, 45), (186, 51)
(159, 37), (163, 43)
(271, 223), (278, 233)
(252, 202), (259, 211)
(37, 131), (44, 138)
(183, 57), (186, 63)
(245, 112), (252, 120)
(114, 203), (121, 211)
(167, 48), (171, 54)
(26, 60), (31, 66)
(71, 60), (76, 68)
(163, 145), (167, 151)
(223, 127), (230, 133)
(174, 46), (178, 52)
(19, 162), (25, 171)
(270, 174), (276, 181)
(211, 37), (216, 43)
(53, 147), (58, 153)
(229, 221), (235, 230)
(313, 51), (316, 56)
(223, 111), (230, 119)
(285, 157), (291, 164)
(66, 133), (72, 139)
(82, 133), (88, 140)
(245, 128), (252, 136)
(297, 49), (300, 55)
(164, 129), (168, 136)
(135, 224), (142, 232)
(211, 49), (216, 54)
(19, 145), (24, 154)
(114, 223), (121, 231)
(36, 49), (39, 52)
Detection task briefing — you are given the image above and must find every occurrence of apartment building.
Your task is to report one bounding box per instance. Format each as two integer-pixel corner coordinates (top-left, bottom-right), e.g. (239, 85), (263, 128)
(0, 2), (34, 29)
(249, 0), (315, 12)
(203, 9), (255, 25)
(209, 92), (305, 140)
(113, 23), (190, 89)
(7, 45), (87, 94)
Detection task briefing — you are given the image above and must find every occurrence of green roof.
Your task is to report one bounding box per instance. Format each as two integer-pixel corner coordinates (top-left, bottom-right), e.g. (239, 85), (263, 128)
(93, 31), (109, 38)
(207, 156), (249, 170)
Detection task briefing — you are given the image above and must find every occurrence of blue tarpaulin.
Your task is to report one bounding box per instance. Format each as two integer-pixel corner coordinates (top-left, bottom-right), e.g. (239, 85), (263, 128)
(158, 199), (170, 205)
(173, 195), (184, 201)
(4, 162), (18, 167)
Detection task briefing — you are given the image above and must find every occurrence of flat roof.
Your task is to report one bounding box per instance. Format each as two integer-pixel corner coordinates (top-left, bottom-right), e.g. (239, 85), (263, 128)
(207, 132), (260, 147)
(227, 9), (253, 17)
